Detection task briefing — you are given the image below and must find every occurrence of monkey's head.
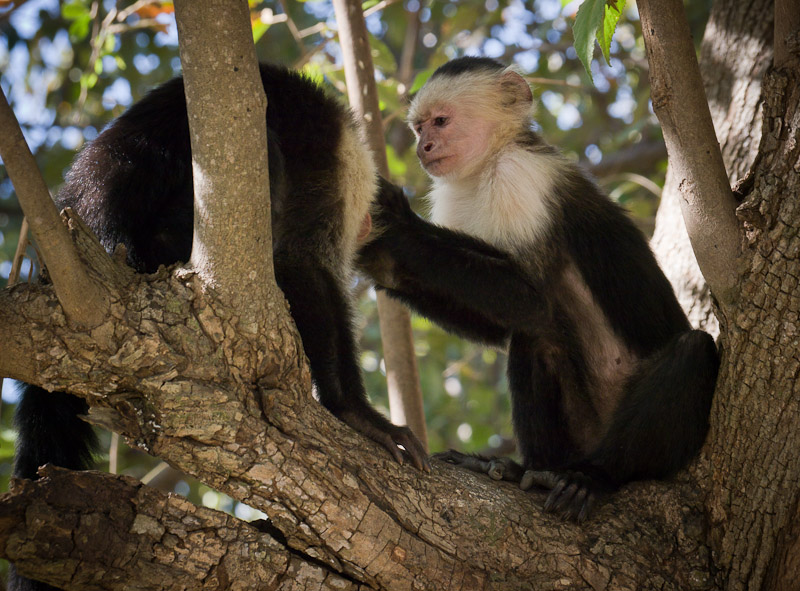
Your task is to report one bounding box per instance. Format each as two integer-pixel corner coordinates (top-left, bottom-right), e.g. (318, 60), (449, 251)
(407, 57), (534, 181)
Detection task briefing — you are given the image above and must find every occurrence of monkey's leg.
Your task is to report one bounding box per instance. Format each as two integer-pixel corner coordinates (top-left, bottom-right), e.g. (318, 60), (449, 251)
(508, 334), (581, 470)
(508, 333), (609, 522)
(275, 253), (429, 471)
(587, 329), (718, 485)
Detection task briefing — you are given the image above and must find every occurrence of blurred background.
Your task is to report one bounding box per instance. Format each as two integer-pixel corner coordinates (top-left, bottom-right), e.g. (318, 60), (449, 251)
(0, 0), (713, 572)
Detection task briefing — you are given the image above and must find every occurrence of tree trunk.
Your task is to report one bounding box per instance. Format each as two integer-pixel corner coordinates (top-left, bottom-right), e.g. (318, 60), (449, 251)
(703, 61), (800, 591)
(651, 0), (773, 336)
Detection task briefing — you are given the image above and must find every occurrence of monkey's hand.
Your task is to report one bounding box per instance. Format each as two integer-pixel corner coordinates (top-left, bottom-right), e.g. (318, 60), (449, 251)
(338, 409), (430, 472)
(370, 179), (416, 237)
(437, 452), (603, 522)
(520, 470), (604, 523)
(357, 180), (416, 287)
(433, 450), (526, 482)
(356, 243), (399, 289)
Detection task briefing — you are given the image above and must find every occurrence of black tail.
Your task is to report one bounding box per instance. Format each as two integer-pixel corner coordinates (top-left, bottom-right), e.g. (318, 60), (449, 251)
(589, 329), (720, 485)
(9, 383), (99, 591)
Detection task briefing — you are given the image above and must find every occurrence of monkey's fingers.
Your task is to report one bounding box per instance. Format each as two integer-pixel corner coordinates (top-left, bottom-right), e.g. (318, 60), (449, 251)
(432, 451), (524, 482)
(432, 450), (490, 474)
(519, 469), (562, 491)
(486, 457), (525, 482)
(388, 425), (431, 472)
(338, 411), (427, 471)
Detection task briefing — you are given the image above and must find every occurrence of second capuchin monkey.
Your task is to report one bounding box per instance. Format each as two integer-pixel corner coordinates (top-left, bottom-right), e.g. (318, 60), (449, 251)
(11, 63), (431, 591)
(359, 57), (719, 521)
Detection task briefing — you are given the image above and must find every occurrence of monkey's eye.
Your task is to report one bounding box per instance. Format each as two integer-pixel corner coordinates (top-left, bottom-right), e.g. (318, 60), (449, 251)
(414, 125), (422, 136)
(433, 116), (448, 127)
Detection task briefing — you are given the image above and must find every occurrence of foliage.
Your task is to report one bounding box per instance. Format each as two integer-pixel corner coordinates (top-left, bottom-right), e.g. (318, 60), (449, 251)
(0, 1), (712, 582)
(572, 0), (627, 76)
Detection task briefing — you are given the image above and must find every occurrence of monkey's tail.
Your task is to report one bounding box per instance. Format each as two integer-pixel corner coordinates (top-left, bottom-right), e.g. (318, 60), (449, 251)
(8, 383), (99, 591)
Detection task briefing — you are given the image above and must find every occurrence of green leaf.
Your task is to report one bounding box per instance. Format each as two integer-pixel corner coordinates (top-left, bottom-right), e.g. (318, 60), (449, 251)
(597, 0), (626, 63)
(252, 21), (270, 43)
(572, 0), (606, 77)
(61, 0), (89, 20)
(368, 33), (397, 74)
(68, 15), (91, 41)
(103, 33), (116, 53)
(408, 68), (434, 95)
(80, 72), (98, 90)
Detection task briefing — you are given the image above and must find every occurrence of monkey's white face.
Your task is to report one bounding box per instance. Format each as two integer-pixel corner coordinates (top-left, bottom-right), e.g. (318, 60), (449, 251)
(412, 104), (495, 180)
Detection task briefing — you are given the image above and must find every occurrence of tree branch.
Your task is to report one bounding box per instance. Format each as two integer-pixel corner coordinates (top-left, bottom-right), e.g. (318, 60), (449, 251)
(1, 217), (715, 589)
(0, 222), (715, 587)
(638, 0), (742, 312)
(173, 0), (275, 330)
(586, 140), (667, 179)
(0, 88), (109, 328)
(332, 0), (428, 447)
(0, 467), (360, 591)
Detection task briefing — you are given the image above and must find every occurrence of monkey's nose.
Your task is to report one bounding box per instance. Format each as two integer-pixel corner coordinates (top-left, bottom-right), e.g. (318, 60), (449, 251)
(422, 142), (434, 152)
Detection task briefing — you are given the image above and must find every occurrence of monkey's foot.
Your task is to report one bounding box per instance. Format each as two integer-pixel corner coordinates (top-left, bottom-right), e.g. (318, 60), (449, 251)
(433, 450), (525, 482)
(339, 410), (430, 472)
(520, 470), (601, 523)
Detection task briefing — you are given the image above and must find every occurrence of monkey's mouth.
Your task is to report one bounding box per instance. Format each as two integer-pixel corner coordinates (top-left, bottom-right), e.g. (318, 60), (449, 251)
(421, 154), (452, 172)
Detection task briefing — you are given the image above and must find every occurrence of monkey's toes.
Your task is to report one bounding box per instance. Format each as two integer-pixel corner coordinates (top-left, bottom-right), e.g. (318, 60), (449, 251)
(520, 470), (599, 522)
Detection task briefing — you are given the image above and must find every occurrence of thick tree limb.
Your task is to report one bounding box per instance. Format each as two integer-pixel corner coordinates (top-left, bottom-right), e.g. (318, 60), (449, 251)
(0, 217), (715, 588)
(332, 0), (428, 447)
(0, 467), (359, 591)
(0, 213), (718, 588)
(705, 60), (800, 590)
(638, 0), (742, 312)
(174, 0), (275, 330)
(0, 88), (108, 328)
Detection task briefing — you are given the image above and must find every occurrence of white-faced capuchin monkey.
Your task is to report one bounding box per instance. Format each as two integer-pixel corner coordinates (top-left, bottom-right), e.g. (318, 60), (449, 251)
(10, 63), (429, 591)
(358, 57), (719, 522)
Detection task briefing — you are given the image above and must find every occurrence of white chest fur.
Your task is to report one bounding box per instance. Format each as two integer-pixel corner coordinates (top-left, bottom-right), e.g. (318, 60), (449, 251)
(427, 147), (564, 251)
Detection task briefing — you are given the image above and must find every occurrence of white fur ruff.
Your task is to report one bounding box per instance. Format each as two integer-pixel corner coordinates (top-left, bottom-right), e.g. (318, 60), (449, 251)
(427, 146), (564, 251)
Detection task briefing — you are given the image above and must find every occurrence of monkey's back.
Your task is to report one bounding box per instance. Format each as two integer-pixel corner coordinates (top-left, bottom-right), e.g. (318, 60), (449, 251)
(57, 63), (374, 275)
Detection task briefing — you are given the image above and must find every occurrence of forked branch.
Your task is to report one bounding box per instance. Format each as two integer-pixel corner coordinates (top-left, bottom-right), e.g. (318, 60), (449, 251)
(0, 89), (109, 328)
(638, 0), (742, 311)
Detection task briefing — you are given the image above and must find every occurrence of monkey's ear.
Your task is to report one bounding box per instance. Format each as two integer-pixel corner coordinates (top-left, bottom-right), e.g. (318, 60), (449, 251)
(499, 70), (533, 111)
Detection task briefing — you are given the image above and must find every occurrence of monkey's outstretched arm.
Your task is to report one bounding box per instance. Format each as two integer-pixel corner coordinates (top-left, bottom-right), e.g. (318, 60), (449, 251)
(359, 184), (544, 337)
(276, 251), (429, 471)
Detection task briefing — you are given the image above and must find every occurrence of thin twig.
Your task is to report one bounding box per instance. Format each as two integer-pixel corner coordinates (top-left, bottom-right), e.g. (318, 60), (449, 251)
(8, 216), (30, 286)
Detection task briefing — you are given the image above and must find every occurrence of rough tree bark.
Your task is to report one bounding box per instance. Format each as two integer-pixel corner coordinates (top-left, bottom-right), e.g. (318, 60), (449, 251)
(651, 0), (773, 336)
(2, 0), (800, 590)
(704, 52), (800, 591)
